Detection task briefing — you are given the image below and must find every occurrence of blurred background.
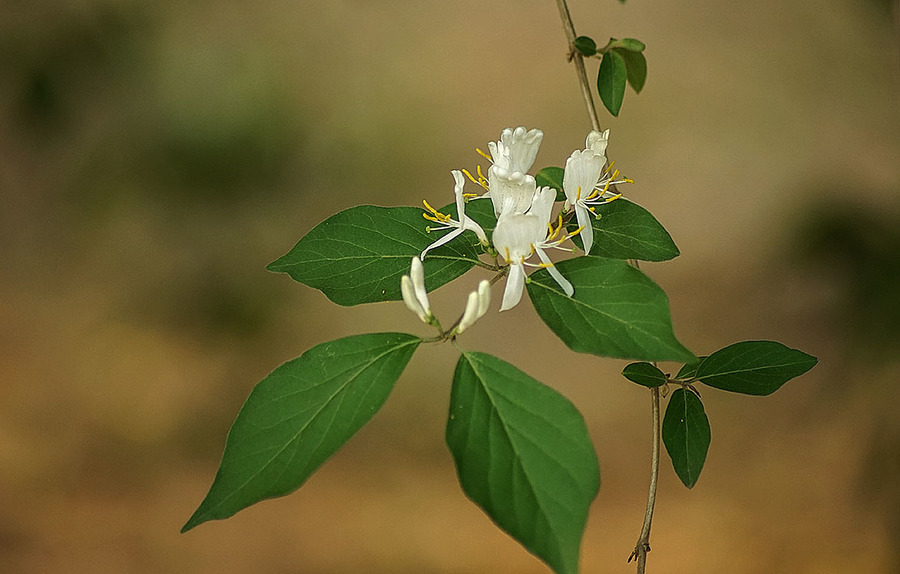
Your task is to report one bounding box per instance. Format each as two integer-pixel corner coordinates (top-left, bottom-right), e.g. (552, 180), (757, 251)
(1, 0), (898, 572)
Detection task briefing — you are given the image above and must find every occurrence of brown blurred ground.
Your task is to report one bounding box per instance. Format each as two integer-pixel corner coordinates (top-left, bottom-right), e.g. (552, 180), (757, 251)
(1, 0), (898, 572)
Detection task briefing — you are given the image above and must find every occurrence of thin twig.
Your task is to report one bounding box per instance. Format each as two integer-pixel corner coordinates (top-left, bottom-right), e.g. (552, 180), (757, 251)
(554, 0), (602, 131)
(628, 386), (661, 573)
(555, 2), (658, 571)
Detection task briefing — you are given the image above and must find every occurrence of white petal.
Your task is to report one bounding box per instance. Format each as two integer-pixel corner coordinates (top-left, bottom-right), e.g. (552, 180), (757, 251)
(421, 227), (464, 260)
(476, 280), (491, 317)
(489, 171), (536, 217)
(452, 169), (489, 245)
(535, 248), (574, 297)
(451, 170), (466, 218)
(501, 126), (543, 174)
(462, 218), (489, 245)
(500, 263), (526, 311)
(563, 150), (604, 205)
(456, 291), (481, 334)
(493, 212), (543, 263)
(586, 129), (610, 158)
(401, 275), (429, 322)
(529, 187), (556, 225)
(409, 256), (430, 314)
(575, 205), (594, 255)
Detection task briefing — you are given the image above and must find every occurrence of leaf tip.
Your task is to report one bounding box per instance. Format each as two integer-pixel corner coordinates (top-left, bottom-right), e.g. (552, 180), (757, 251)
(180, 508), (207, 533)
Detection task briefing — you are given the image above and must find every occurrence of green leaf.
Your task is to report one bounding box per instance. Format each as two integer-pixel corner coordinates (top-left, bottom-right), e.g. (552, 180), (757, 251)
(622, 362), (667, 388)
(597, 50), (627, 116)
(662, 388), (711, 488)
(527, 256), (695, 362)
(674, 356), (707, 380)
(613, 38), (646, 53)
(535, 166), (567, 201)
(694, 341), (818, 396)
(182, 333), (420, 532)
(568, 199), (679, 261)
(616, 49), (647, 94)
(573, 36), (597, 57)
(267, 205), (484, 306)
(447, 352), (599, 574)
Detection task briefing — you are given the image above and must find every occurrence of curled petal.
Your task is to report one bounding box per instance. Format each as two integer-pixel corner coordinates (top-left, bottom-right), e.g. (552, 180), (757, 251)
(586, 129), (610, 159)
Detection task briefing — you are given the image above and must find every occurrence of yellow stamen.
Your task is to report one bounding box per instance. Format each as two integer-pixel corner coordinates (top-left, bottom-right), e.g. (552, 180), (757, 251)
(547, 215), (565, 240)
(537, 262), (555, 268)
(503, 247), (511, 263)
(576, 186), (582, 201)
(462, 193), (479, 199)
(569, 226), (585, 237)
(604, 160), (616, 174)
(476, 148), (493, 162)
(476, 165), (487, 184)
(422, 200), (451, 223)
(604, 193), (622, 203)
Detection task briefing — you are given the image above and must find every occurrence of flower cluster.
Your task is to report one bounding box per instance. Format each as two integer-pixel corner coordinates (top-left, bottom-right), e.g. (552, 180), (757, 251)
(405, 126), (632, 330)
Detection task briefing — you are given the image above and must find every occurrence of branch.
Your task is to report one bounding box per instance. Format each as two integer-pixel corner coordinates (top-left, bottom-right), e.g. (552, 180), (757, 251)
(628, 386), (661, 573)
(554, 0), (602, 131)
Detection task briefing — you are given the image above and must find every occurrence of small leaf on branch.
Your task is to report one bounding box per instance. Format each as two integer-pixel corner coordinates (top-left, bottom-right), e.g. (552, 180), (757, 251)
(694, 341), (818, 396)
(597, 50), (627, 116)
(527, 256), (695, 362)
(447, 352), (600, 574)
(567, 199), (679, 261)
(573, 36), (597, 57)
(267, 205), (484, 306)
(613, 38), (646, 53)
(622, 362), (668, 388)
(535, 166), (567, 201)
(662, 388), (711, 488)
(616, 49), (647, 94)
(182, 333), (421, 532)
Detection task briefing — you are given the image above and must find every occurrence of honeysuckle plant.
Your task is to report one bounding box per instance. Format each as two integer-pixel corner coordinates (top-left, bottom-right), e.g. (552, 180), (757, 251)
(181, 2), (818, 573)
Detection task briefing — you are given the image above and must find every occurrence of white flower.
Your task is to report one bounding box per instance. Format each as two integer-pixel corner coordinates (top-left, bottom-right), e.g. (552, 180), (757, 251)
(462, 127), (543, 218)
(421, 171), (489, 259)
(401, 256), (432, 324)
(454, 280), (491, 335)
(492, 187), (576, 311)
(563, 137), (631, 255)
(488, 170), (537, 218)
(585, 129), (610, 159)
(487, 126), (543, 182)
